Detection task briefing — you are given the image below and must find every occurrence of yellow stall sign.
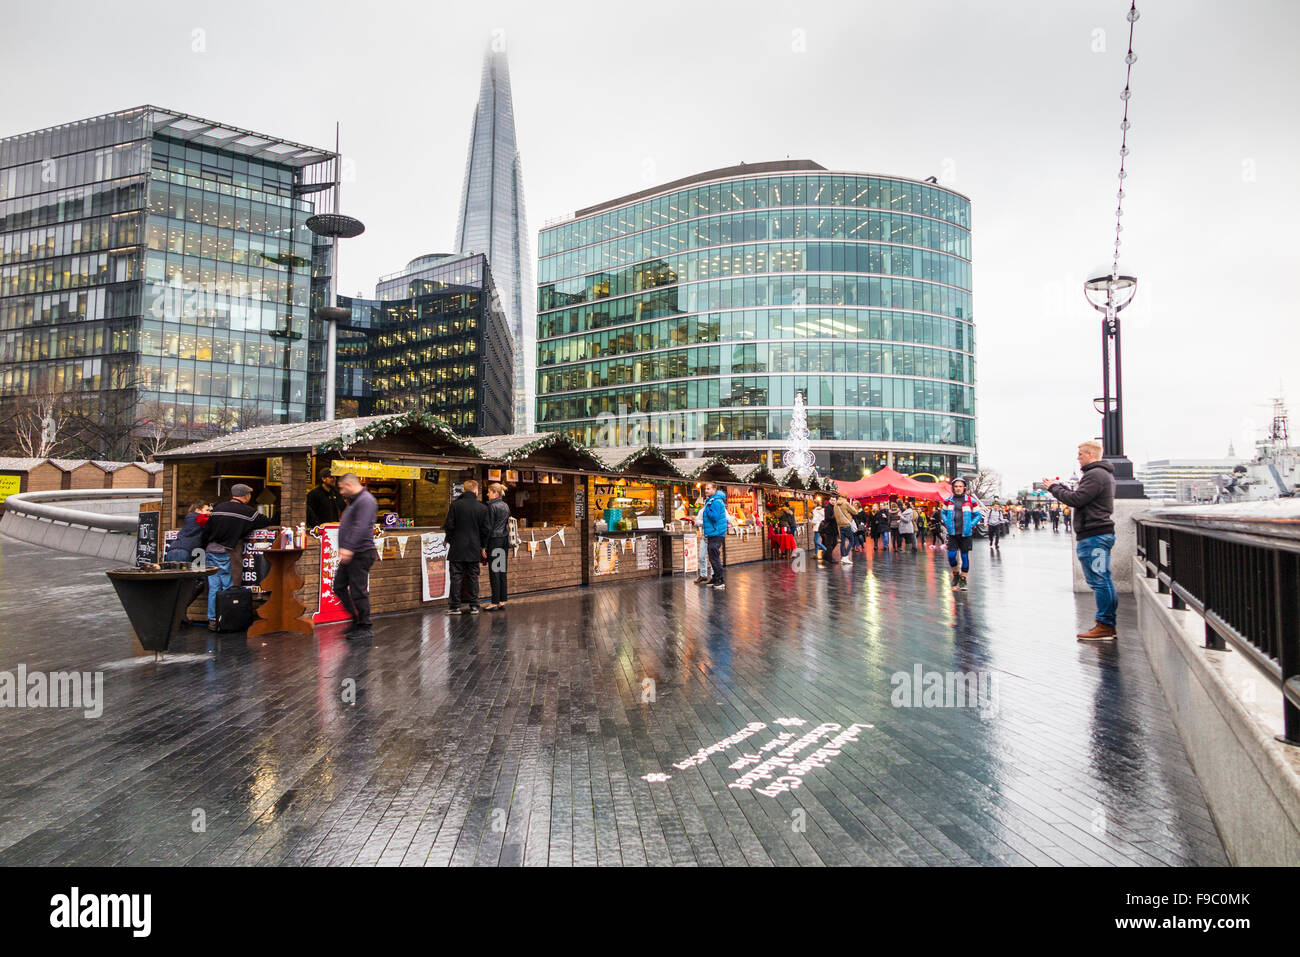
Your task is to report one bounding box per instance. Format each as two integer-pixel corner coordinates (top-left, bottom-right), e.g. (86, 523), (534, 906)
(331, 460), (421, 480)
(0, 475), (20, 503)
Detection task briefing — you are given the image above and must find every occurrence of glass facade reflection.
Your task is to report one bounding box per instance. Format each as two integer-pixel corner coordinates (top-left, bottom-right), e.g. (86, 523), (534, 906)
(0, 106), (336, 450)
(334, 252), (514, 436)
(536, 161), (976, 480)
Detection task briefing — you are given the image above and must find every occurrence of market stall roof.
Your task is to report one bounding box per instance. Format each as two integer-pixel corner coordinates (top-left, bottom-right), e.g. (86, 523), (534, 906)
(834, 467), (948, 502)
(674, 457), (743, 483)
(473, 431), (606, 471)
(0, 457), (44, 472)
(92, 460), (147, 472)
(731, 462), (780, 486)
(813, 474), (840, 494)
(591, 445), (687, 478)
(49, 458), (90, 471)
(154, 412), (482, 461)
(772, 466), (815, 490)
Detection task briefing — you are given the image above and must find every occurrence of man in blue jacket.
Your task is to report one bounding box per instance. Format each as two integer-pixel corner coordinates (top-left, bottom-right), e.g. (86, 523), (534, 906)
(940, 477), (983, 592)
(699, 482), (729, 590)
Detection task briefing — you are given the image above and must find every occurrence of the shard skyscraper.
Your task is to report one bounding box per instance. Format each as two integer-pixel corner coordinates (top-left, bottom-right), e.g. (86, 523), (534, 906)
(455, 45), (534, 433)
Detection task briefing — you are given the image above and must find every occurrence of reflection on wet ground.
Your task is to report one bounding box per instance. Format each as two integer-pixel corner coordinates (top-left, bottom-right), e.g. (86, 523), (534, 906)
(0, 530), (1227, 865)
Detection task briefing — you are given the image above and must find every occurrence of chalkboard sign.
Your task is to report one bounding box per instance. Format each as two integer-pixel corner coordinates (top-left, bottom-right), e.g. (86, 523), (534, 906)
(136, 508), (161, 567)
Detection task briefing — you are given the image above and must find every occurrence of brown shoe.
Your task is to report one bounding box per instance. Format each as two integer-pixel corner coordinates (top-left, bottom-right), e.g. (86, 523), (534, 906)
(1077, 622), (1117, 641)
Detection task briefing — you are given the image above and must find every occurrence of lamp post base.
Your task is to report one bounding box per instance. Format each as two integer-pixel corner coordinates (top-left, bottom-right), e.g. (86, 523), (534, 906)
(1106, 454), (1147, 499)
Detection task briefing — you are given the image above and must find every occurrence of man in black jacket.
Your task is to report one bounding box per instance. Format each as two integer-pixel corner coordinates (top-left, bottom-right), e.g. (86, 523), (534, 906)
(201, 484), (272, 630)
(305, 470), (344, 529)
(484, 482), (511, 610)
(1045, 441), (1117, 642)
(334, 473), (378, 632)
(445, 479), (490, 615)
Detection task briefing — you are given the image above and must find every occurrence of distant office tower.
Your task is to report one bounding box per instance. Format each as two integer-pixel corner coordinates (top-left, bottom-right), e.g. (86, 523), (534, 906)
(0, 106), (337, 458)
(333, 252), (514, 436)
(454, 45), (534, 432)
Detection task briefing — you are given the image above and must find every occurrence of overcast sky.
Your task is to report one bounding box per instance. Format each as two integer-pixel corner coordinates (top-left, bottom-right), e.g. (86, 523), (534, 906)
(3, 0), (1296, 491)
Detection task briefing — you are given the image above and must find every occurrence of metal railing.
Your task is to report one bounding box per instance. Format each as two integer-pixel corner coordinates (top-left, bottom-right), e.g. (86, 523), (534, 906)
(1136, 505), (1300, 744)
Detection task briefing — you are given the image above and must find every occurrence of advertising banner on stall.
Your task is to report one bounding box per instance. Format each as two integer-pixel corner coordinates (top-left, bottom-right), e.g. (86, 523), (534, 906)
(241, 528), (278, 589)
(420, 531), (449, 601)
(314, 523), (350, 624)
(683, 533), (699, 574)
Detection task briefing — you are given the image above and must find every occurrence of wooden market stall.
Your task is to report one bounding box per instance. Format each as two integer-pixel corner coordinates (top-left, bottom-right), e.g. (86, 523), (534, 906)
(473, 432), (603, 595)
(591, 445), (690, 577)
(155, 412), (485, 625)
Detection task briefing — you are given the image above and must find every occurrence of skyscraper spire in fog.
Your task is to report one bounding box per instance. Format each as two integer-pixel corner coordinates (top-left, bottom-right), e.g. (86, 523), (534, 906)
(455, 41), (533, 432)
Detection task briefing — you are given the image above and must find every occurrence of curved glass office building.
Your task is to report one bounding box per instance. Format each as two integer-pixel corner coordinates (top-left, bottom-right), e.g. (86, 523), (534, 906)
(536, 160), (975, 481)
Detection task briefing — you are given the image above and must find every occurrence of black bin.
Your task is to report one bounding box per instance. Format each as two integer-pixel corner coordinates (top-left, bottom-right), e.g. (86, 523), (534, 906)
(106, 566), (216, 653)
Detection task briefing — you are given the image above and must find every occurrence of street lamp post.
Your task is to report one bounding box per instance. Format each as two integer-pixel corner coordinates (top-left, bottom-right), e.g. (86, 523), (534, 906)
(1084, 273), (1145, 498)
(305, 124), (365, 421)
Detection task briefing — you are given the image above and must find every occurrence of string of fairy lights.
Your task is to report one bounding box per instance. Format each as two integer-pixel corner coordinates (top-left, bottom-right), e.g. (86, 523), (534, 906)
(1112, 1), (1140, 278)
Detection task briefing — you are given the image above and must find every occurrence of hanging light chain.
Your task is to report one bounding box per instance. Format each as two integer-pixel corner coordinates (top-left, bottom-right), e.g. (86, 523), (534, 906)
(1112, 1), (1140, 278)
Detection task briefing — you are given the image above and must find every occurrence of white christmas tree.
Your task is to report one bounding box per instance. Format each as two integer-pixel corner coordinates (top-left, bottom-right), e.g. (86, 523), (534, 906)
(784, 392), (816, 478)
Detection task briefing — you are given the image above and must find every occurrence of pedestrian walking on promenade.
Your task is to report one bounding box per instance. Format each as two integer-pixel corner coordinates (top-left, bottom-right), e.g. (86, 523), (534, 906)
(1045, 441), (1118, 641)
(333, 474), (378, 632)
(200, 483), (271, 631)
(987, 500), (1006, 554)
(899, 501), (917, 550)
(445, 479), (491, 615)
(700, 481), (729, 588)
(692, 494), (712, 584)
(1063, 507), (1073, 532)
(484, 482), (511, 610)
(887, 498), (902, 551)
(1051, 507), (1061, 532)
(853, 503), (869, 551)
(929, 507), (946, 548)
(817, 498), (841, 565)
(915, 508), (927, 544)
(940, 477), (983, 591)
(811, 500), (826, 560)
(833, 495), (857, 564)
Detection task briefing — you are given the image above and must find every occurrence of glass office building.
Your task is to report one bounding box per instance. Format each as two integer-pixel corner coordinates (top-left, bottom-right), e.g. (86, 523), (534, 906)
(536, 160), (975, 480)
(0, 106), (336, 454)
(334, 252), (514, 436)
(454, 47), (534, 433)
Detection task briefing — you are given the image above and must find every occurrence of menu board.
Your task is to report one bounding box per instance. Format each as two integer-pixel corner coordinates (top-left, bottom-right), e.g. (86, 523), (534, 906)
(135, 505), (161, 567)
(420, 531), (450, 601)
(241, 528), (278, 588)
(593, 539), (619, 575)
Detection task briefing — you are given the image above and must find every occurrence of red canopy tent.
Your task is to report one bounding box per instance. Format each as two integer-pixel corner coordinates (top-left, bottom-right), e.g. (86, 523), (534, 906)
(833, 467), (950, 503)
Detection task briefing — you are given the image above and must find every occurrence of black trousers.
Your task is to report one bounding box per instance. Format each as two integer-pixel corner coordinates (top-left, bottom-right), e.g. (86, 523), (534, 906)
(487, 537), (509, 604)
(448, 559), (481, 609)
(334, 548), (376, 625)
(706, 536), (725, 584)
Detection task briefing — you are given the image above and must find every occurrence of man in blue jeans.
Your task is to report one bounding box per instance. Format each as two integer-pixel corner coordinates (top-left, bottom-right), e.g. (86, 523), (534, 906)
(200, 483), (271, 631)
(1045, 440), (1117, 641)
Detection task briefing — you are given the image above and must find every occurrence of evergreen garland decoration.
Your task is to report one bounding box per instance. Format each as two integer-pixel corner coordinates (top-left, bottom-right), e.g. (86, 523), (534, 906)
(314, 410), (482, 456)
